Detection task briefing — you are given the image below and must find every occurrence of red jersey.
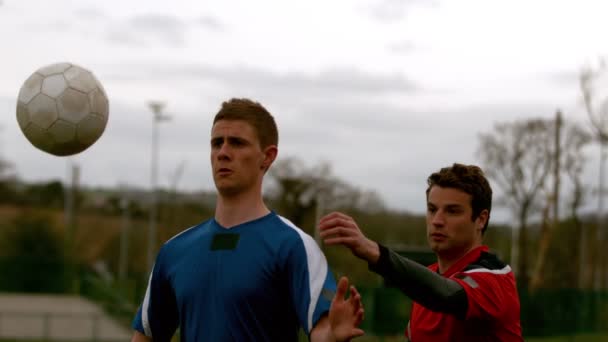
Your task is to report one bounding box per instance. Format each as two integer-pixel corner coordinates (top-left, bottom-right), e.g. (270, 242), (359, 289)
(406, 245), (523, 341)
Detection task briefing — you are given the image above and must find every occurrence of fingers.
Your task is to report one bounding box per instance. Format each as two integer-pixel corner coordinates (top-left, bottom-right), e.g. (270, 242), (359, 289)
(349, 286), (362, 312)
(348, 284), (364, 326)
(319, 226), (356, 239)
(355, 307), (364, 326)
(319, 211), (351, 223)
(318, 212), (356, 231)
(349, 285), (361, 302)
(323, 236), (358, 247)
(319, 216), (360, 240)
(351, 328), (365, 338)
(334, 276), (349, 301)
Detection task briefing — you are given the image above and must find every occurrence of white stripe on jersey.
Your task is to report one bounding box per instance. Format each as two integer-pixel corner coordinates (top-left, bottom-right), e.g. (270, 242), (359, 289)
(142, 266), (154, 337)
(464, 265), (512, 275)
(279, 216), (328, 333)
(140, 224), (197, 336)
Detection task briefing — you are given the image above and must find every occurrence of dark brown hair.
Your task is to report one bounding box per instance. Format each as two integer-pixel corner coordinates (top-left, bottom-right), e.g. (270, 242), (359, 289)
(213, 98), (278, 148)
(426, 163), (492, 233)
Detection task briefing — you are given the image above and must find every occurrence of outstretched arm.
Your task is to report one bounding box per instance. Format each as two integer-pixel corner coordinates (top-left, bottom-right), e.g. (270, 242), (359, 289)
(370, 244), (468, 317)
(319, 212), (467, 318)
(131, 331), (151, 342)
(311, 276), (365, 342)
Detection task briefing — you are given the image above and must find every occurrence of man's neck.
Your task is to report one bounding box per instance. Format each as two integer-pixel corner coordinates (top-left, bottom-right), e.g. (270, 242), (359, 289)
(437, 242), (481, 274)
(215, 190), (270, 228)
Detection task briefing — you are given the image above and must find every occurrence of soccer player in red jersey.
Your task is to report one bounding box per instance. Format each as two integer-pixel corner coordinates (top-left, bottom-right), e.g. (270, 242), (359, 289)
(319, 163), (523, 341)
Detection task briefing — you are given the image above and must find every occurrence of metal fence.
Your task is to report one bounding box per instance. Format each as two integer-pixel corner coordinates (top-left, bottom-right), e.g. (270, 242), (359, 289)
(0, 311), (129, 342)
(358, 287), (608, 338)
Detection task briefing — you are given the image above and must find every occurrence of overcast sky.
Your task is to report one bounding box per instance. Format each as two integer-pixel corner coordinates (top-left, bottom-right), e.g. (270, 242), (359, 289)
(1, 0), (607, 222)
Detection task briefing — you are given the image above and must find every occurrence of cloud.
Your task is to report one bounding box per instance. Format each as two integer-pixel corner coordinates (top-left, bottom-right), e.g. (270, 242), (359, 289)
(197, 15), (224, 31)
(366, 0), (439, 22)
(127, 13), (187, 46)
(106, 14), (189, 47)
(387, 40), (418, 54)
(10, 4), (103, 34)
(0, 84), (571, 218)
(105, 30), (145, 46)
(1, 57), (568, 217)
(129, 14), (185, 31)
(545, 69), (580, 87)
(73, 8), (107, 20)
(0, 94), (214, 192)
(102, 63), (419, 97)
(105, 13), (224, 47)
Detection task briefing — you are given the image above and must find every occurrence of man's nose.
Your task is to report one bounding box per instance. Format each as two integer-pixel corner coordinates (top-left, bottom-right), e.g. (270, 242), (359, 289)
(217, 143), (231, 160)
(431, 211), (445, 227)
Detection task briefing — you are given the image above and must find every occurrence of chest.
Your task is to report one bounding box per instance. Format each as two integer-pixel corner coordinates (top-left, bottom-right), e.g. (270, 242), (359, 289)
(410, 303), (489, 341)
(169, 231), (287, 309)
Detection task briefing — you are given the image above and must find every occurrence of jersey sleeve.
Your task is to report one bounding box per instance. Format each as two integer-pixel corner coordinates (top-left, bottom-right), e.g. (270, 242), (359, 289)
(452, 266), (518, 321)
(132, 246), (179, 340)
(286, 231), (337, 334)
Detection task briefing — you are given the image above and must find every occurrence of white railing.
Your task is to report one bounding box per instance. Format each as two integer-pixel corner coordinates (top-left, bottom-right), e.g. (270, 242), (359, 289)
(0, 311), (129, 341)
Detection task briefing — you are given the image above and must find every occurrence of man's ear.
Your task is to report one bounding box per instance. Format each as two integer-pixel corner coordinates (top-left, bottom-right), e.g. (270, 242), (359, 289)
(476, 209), (489, 232)
(261, 145), (278, 171)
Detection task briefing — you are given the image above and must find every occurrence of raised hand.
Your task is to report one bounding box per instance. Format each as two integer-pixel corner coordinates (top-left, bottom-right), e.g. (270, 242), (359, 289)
(329, 276), (365, 342)
(318, 212), (380, 263)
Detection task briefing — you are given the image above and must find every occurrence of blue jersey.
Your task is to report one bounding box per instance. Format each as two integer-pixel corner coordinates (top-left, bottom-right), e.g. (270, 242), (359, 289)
(132, 212), (336, 341)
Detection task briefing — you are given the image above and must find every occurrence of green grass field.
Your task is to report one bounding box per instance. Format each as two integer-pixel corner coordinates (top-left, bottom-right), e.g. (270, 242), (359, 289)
(2, 333), (607, 342)
(350, 333), (608, 342)
(526, 334), (608, 342)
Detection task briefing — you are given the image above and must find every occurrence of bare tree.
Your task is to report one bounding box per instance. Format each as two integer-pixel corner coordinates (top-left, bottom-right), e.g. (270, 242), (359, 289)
(0, 126), (16, 202)
(268, 157), (328, 231)
(562, 121), (592, 288)
(580, 60), (608, 289)
(268, 157), (385, 237)
(478, 119), (554, 291)
(530, 113), (591, 291)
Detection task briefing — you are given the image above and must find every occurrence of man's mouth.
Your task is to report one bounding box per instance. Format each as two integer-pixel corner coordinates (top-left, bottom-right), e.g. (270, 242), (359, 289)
(430, 233), (447, 240)
(217, 168), (233, 176)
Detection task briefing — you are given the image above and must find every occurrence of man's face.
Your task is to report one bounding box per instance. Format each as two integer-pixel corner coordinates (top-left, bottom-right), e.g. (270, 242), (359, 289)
(425, 186), (486, 258)
(210, 120), (274, 197)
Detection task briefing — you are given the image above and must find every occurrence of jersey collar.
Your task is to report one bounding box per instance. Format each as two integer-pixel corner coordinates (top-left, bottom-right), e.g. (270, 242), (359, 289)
(430, 245), (489, 277)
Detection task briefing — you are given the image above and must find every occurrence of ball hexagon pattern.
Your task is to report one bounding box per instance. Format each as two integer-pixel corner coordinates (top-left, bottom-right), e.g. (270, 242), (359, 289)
(16, 62), (109, 156)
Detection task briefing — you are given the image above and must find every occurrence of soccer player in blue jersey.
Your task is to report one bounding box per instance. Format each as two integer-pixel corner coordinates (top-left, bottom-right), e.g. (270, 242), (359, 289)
(131, 98), (365, 342)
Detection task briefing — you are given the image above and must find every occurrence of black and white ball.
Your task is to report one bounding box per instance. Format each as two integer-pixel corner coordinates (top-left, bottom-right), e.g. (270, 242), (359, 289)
(16, 62), (109, 156)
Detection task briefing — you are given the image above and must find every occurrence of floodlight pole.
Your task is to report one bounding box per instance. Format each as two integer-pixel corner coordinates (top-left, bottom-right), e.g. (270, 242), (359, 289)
(118, 195), (130, 281)
(597, 138), (606, 290)
(64, 160), (79, 254)
(147, 101), (170, 274)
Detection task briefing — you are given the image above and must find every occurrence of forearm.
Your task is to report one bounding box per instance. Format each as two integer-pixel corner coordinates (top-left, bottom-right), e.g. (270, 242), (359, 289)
(369, 244), (468, 318)
(131, 331), (152, 342)
(310, 316), (335, 342)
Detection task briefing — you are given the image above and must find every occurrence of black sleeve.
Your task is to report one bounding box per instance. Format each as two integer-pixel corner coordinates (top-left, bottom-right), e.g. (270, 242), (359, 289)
(369, 243), (468, 319)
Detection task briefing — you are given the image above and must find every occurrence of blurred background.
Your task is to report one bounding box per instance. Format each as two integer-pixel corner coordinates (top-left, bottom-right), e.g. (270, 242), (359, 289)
(1, 0), (608, 341)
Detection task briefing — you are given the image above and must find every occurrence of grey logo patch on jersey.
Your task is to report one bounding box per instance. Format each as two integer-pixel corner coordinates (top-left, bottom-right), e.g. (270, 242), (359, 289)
(321, 288), (336, 301)
(462, 275), (479, 288)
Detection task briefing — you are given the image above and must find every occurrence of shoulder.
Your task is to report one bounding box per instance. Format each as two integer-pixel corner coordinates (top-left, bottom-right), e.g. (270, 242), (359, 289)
(270, 214), (326, 260)
(455, 251), (515, 290)
(161, 219), (212, 251)
(462, 251), (511, 274)
(272, 215), (314, 241)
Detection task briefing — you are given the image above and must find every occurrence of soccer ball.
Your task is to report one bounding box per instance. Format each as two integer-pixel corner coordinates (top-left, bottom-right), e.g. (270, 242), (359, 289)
(16, 62), (109, 156)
